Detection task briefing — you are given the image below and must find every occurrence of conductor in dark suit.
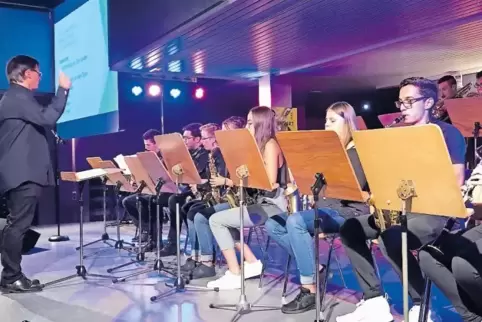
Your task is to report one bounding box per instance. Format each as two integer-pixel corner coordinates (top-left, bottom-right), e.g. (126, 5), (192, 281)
(0, 55), (71, 292)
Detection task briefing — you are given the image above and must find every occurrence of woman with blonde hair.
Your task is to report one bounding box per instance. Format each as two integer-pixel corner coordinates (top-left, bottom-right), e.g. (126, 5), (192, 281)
(207, 106), (288, 290)
(264, 101), (369, 314)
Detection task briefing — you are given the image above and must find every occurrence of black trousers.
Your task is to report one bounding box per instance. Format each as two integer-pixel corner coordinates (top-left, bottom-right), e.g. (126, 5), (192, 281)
(339, 213), (447, 303)
(166, 192), (193, 243)
(0, 182), (42, 283)
(122, 192), (172, 241)
(419, 225), (482, 322)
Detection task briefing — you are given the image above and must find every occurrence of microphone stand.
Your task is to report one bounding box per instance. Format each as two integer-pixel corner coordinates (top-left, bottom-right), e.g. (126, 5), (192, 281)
(49, 130), (70, 242)
(473, 122), (481, 169)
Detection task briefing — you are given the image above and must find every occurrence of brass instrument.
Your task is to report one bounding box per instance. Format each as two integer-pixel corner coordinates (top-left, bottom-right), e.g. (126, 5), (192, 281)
(386, 115), (405, 128)
(369, 195), (400, 231)
(203, 152), (221, 207)
(224, 187), (239, 208)
(432, 82), (472, 120)
(285, 183), (302, 214)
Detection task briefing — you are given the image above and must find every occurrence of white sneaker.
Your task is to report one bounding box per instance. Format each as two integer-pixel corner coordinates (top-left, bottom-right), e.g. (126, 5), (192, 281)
(244, 260), (262, 279)
(207, 271), (241, 290)
(336, 296), (394, 322)
(404, 305), (436, 322)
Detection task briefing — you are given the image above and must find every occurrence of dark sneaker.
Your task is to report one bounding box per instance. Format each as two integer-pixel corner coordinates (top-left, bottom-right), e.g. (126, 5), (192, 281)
(181, 258), (198, 273)
(190, 264), (216, 279)
(281, 287), (316, 314)
(159, 242), (177, 257)
(0, 276), (43, 293)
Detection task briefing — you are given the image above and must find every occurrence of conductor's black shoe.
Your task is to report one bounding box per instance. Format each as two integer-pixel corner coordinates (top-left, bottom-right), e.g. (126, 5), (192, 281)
(0, 276), (42, 293)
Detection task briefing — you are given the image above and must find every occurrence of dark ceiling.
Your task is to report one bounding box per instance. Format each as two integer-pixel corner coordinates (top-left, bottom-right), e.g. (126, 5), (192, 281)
(0, 0), (64, 9)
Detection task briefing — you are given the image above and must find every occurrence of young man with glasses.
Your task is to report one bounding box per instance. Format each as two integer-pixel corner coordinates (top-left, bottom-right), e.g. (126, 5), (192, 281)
(336, 77), (466, 322)
(0, 55), (71, 292)
(160, 123), (209, 256)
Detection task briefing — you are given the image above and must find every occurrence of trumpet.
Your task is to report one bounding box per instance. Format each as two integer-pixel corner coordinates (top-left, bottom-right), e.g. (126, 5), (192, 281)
(432, 82), (473, 121)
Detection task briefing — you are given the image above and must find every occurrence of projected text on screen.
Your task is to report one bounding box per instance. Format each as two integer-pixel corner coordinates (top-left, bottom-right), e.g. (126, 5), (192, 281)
(54, 0), (118, 124)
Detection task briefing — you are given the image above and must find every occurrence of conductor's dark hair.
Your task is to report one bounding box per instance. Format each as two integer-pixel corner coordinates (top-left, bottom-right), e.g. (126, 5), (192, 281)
(400, 77), (438, 103)
(142, 129), (161, 143)
(437, 75), (457, 86)
(476, 71), (482, 80)
(182, 123), (202, 138)
(6, 55), (39, 83)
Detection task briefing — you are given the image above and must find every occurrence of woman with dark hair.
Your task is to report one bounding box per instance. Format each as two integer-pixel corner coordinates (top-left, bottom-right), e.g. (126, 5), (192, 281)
(206, 106), (288, 290)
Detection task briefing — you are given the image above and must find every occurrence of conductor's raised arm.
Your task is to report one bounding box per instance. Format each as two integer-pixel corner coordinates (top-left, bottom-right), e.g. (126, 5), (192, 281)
(11, 71), (71, 127)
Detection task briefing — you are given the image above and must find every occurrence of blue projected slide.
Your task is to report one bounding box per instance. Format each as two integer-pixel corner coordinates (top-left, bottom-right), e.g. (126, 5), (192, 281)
(54, 0), (118, 127)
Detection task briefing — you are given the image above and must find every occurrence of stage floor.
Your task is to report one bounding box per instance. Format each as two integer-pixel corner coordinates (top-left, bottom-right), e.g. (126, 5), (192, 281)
(0, 222), (461, 322)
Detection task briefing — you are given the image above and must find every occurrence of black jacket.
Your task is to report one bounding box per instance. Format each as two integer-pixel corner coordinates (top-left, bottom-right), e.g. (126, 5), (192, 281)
(0, 84), (68, 194)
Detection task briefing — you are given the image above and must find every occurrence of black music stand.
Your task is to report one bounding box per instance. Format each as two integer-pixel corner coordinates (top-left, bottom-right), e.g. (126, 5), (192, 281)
(277, 130), (368, 322)
(353, 124), (468, 321)
(41, 169), (117, 288)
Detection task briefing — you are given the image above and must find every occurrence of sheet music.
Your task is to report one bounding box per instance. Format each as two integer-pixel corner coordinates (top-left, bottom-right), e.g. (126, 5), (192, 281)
(114, 154), (133, 175)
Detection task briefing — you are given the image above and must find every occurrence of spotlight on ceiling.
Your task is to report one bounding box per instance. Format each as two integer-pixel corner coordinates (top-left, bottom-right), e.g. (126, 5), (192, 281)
(131, 86), (143, 96)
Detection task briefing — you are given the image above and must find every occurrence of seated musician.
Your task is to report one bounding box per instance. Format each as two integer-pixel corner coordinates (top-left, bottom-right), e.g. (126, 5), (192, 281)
(182, 117), (247, 279)
(475, 71), (482, 96)
(160, 123), (209, 256)
(264, 101), (368, 314)
(419, 224), (482, 322)
(336, 77), (466, 322)
(206, 106), (288, 290)
(122, 129), (174, 249)
(418, 165), (482, 322)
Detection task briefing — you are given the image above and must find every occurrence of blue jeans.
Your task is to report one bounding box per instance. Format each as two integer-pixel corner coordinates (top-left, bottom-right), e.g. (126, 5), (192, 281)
(187, 202), (231, 261)
(265, 207), (346, 284)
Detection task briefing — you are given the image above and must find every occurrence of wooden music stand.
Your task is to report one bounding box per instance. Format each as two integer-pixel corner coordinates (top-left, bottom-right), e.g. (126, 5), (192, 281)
(356, 116), (368, 130)
(446, 97), (482, 167)
(136, 151), (177, 194)
(353, 124), (468, 321)
(209, 128), (279, 321)
(277, 130), (367, 321)
(378, 112), (407, 128)
(150, 133), (209, 299)
(41, 169), (120, 289)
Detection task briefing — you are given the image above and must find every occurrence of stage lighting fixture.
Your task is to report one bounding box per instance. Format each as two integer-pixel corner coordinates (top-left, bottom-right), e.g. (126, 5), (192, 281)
(194, 87), (205, 99)
(132, 86), (143, 96)
(148, 84), (162, 97)
(170, 88), (181, 99)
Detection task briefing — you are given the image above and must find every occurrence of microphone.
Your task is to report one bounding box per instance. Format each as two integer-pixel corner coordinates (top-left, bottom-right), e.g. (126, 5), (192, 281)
(386, 115), (406, 128)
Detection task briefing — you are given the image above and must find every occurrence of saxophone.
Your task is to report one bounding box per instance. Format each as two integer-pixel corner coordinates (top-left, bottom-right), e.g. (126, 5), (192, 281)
(277, 107), (294, 131)
(203, 152), (221, 207)
(432, 82), (472, 121)
(369, 195), (400, 231)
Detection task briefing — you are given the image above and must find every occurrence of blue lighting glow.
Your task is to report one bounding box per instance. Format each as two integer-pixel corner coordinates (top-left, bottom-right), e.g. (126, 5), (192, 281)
(131, 86), (143, 96)
(170, 88), (181, 99)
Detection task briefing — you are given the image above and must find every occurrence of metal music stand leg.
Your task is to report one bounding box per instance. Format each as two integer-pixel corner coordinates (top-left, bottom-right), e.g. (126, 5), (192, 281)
(397, 180), (416, 322)
(107, 191), (148, 274)
(81, 179), (120, 258)
(41, 181), (113, 289)
(113, 181), (174, 283)
(208, 172), (279, 322)
(150, 176), (214, 303)
(311, 173), (327, 322)
(113, 184), (135, 250)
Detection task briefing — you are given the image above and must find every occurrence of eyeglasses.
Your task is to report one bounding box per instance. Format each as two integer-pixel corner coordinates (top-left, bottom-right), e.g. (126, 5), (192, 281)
(182, 136), (194, 140)
(31, 69), (42, 78)
(395, 96), (426, 109)
(201, 136), (214, 141)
